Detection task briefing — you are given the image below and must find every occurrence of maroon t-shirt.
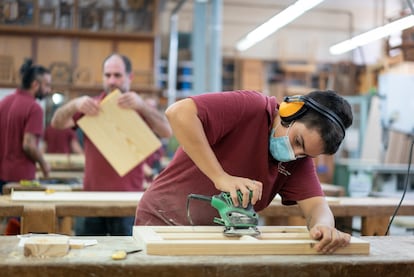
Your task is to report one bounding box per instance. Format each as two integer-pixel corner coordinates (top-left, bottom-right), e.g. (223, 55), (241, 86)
(44, 126), (77, 154)
(0, 89), (44, 181)
(73, 92), (145, 192)
(135, 90), (323, 226)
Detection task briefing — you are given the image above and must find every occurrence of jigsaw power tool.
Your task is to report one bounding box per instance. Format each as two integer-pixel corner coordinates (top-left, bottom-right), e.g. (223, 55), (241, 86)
(186, 191), (260, 237)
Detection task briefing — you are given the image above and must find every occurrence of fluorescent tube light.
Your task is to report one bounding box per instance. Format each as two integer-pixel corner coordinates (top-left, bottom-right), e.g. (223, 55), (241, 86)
(236, 0), (325, 52)
(330, 15), (414, 55)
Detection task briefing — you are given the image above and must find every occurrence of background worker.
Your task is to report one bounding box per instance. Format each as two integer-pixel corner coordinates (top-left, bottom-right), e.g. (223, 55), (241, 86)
(42, 124), (84, 154)
(0, 58), (52, 192)
(51, 53), (172, 236)
(0, 59), (52, 235)
(136, 90), (353, 254)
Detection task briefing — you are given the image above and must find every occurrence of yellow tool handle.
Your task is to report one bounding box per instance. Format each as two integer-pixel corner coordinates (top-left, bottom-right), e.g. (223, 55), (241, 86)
(111, 249), (142, 260)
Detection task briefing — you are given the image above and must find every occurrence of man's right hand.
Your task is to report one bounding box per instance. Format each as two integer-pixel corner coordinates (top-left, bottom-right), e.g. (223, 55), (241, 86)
(76, 96), (100, 116)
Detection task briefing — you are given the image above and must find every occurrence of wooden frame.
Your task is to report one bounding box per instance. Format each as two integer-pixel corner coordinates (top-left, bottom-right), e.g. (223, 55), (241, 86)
(133, 226), (370, 256)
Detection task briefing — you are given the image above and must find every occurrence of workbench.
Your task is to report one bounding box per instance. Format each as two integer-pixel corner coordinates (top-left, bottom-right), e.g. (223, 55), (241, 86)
(0, 235), (413, 277)
(0, 193), (139, 234)
(1, 193), (414, 236)
(261, 196), (414, 236)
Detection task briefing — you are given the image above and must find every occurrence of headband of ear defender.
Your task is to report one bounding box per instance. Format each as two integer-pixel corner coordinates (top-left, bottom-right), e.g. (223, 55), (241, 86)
(279, 95), (346, 137)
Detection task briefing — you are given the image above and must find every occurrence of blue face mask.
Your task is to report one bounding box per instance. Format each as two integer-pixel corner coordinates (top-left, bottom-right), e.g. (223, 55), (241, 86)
(269, 124), (296, 162)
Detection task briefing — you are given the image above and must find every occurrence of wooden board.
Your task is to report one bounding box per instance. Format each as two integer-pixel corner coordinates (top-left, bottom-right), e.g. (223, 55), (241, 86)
(42, 154), (85, 171)
(78, 89), (161, 176)
(23, 236), (70, 257)
(11, 191), (143, 202)
(133, 226), (370, 256)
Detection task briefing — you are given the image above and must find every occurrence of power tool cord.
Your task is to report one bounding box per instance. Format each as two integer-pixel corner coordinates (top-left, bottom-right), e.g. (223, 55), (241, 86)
(186, 194), (212, 226)
(384, 138), (414, 236)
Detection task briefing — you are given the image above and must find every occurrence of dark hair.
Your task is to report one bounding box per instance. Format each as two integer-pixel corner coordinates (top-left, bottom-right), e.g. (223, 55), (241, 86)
(102, 53), (132, 74)
(19, 58), (50, 89)
(295, 90), (353, 154)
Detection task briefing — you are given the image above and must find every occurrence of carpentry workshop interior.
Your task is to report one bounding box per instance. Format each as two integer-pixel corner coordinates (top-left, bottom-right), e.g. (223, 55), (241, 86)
(1, 0), (414, 276)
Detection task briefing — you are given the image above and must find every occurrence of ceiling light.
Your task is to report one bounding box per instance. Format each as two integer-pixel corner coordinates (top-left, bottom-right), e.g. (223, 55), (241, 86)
(52, 93), (64, 105)
(330, 15), (414, 55)
(236, 0), (325, 52)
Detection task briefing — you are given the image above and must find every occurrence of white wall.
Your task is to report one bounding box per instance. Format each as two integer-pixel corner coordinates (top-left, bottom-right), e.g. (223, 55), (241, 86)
(0, 88), (14, 100)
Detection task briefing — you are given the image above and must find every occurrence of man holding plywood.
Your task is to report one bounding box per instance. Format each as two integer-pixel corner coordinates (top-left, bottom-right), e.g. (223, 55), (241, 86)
(51, 53), (172, 236)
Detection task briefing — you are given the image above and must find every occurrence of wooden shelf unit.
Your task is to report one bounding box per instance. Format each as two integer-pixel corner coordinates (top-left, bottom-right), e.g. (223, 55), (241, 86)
(0, 0), (160, 98)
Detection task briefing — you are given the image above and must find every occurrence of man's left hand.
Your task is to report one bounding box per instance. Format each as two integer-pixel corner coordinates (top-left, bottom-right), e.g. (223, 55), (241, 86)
(309, 224), (351, 253)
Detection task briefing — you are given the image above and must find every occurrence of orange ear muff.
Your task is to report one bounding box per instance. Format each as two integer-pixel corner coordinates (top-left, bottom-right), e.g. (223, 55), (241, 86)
(279, 101), (305, 118)
(279, 95), (309, 122)
(279, 95), (346, 137)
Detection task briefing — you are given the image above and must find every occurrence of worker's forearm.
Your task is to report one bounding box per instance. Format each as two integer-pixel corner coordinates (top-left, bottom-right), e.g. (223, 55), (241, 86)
(140, 105), (172, 138)
(51, 99), (78, 129)
(306, 205), (335, 230)
(166, 100), (226, 183)
(23, 134), (49, 177)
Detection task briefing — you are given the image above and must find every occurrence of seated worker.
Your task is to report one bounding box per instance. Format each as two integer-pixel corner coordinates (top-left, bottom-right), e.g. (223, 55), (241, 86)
(43, 124), (83, 154)
(51, 53), (172, 236)
(136, 89), (353, 253)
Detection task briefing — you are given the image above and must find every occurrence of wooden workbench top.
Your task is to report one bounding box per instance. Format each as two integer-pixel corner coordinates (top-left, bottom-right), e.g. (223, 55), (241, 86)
(0, 236), (413, 277)
(260, 196), (414, 217)
(0, 193), (139, 218)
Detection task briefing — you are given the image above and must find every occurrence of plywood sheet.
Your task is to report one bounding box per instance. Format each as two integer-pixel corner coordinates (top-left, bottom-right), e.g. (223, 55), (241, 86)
(133, 226), (370, 255)
(78, 89), (161, 176)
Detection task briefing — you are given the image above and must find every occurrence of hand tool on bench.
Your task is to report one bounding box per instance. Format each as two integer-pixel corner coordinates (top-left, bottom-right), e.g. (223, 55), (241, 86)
(111, 249), (142, 260)
(186, 190), (260, 237)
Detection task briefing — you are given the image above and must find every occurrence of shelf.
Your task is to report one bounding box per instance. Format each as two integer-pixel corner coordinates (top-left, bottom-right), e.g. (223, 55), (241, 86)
(0, 25), (155, 40)
(0, 82), (161, 96)
(0, 0), (156, 36)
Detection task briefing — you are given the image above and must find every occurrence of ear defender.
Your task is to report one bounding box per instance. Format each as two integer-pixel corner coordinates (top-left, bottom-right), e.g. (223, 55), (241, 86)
(279, 95), (308, 122)
(279, 95), (346, 138)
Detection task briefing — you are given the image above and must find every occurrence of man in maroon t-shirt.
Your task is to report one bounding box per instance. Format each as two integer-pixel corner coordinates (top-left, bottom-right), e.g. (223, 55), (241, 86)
(0, 59), (51, 189)
(0, 59), (52, 235)
(51, 53), (172, 236)
(136, 89), (354, 254)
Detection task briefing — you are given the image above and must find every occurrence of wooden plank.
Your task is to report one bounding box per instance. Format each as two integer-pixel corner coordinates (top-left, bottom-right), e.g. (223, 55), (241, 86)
(11, 191), (143, 202)
(77, 89), (161, 176)
(133, 226), (370, 256)
(21, 205), (56, 234)
(159, 232), (311, 240)
(23, 236), (70, 257)
(146, 226), (309, 233)
(43, 154), (85, 165)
